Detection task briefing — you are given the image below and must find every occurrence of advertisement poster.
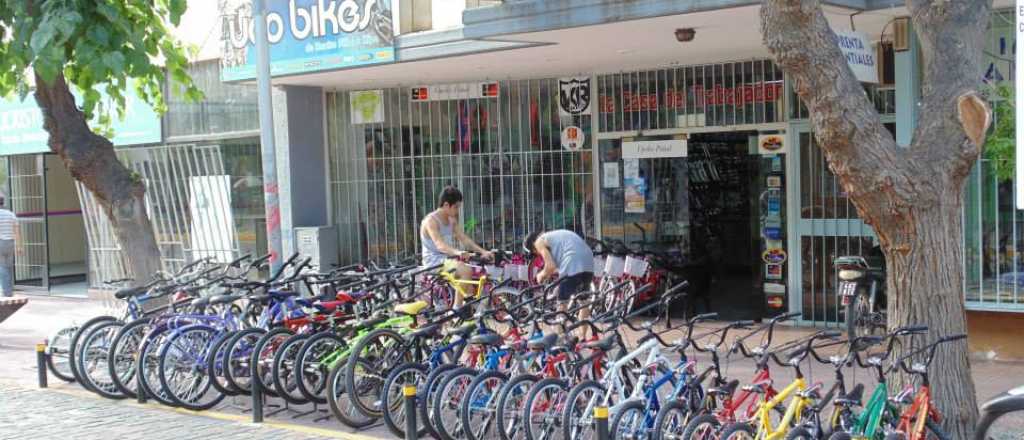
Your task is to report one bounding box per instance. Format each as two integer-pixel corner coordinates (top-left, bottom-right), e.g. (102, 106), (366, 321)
(758, 134), (786, 155)
(220, 0), (396, 81)
(603, 163), (620, 188)
(623, 159), (646, 213)
(350, 90), (384, 124)
(561, 125), (585, 151)
(188, 176), (238, 263)
(558, 77), (592, 117)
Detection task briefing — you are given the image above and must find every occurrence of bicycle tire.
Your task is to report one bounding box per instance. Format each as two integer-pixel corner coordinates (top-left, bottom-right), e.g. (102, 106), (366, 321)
(76, 320), (126, 399)
(654, 399), (694, 440)
(496, 373), (541, 440)
(926, 419), (951, 440)
(206, 330), (241, 397)
(382, 362), (429, 439)
(827, 432), (853, 440)
(224, 328), (265, 394)
(562, 379), (607, 440)
(69, 316), (117, 389)
(420, 363), (461, 439)
(271, 333), (311, 405)
(523, 378), (569, 440)
(432, 367), (479, 440)
(344, 328), (411, 418)
(462, 370), (509, 440)
(158, 325), (223, 410)
(47, 325), (78, 383)
(295, 331), (347, 404)
(719, 422), (756, 440)
(610, 400), (647, 440)
(136, 326), (179, 406)
(251, 327), (294, 398)
(326, 356), (378, 429)
(681, 413), (722, 440)
(107, 317), (152, 398)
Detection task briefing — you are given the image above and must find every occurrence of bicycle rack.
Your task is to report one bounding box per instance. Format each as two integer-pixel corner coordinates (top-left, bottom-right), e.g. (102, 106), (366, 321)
(36, 343), (47, 389)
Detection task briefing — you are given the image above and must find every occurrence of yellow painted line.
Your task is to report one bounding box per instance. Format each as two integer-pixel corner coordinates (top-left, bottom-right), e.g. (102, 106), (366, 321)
(35, 385), (383, 440)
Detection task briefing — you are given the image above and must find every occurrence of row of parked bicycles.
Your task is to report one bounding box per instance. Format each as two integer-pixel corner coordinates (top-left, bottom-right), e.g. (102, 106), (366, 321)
(38, 243), (1017, 440)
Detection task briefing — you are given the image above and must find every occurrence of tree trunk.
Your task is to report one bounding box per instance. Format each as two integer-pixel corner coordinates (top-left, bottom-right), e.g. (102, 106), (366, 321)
(32, 72), (163, 285)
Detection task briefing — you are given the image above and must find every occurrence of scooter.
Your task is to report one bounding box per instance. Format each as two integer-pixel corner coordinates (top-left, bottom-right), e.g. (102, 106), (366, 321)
(974, 385), (1024, 440)
(834, 249), (887, 341)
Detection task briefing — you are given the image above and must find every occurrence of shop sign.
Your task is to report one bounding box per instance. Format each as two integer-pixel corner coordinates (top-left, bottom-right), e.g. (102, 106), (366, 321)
(766, 295), (785, 308)
(764, 283), (786, 294)
(350, 90), (384, 124)
(410, 82), (499, 102)
(622, 139), (688, 159)
(835, 30), (879, 84)
(561, 126), (585, 151)
(765, 264), (783, 280)
(0, 85), (162, 156)
(767, 176), (782, 188)
(758, 134), (786, 155)
(599, 82), (784, 113)
(762, 248), (787, 264)
(219, 0), (396, 81)
(558, 77), (592, 117)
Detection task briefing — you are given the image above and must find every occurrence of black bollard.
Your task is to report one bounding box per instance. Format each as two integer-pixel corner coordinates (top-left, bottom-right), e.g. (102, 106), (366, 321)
(36, 343), (47, 389)
(404, 385), (418, 440)
(252, 367), (264, 423)
(136, 353), (147, 404)
(595, 406), (610, 440)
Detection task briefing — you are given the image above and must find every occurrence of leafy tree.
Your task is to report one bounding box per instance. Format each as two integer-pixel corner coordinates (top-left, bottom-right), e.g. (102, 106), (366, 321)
(0, 0), (202, 283)
(983, 83), (1014, 181)
(761, 1), (992, 437)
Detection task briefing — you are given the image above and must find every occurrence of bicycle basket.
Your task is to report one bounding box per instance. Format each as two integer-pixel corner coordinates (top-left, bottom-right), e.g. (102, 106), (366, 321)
(624, 255), (649, 278)
(605, 256), (625, 278)
(505, 264), (530, 281)
(593, 256), (606, 277)
(486, 265), (504, 280)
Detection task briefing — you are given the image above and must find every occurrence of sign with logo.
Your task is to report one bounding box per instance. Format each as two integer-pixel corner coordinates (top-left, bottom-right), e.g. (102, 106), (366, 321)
(765, 263), (784, 280)
(766, 295), (785, 308)
(561, 126), (585, 151)
(600, 82), (784, 113)
(410, 82), (499, 102)
(835, 30), (878, 84)
(764, 283), (786, 294)
(622, 139), (688, 159)
(0, 85), (162, 156)
(350, 90), (384, 124)
(558, 77), (592, 117)
(758, 134), (786, 155)
(219, 0), (396, 81)
(762, 248), (788, 264)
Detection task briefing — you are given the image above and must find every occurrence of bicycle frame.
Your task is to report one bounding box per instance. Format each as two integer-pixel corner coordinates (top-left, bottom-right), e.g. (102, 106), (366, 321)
(713, 367), (778, 423)
(751, 377), (809, 440)
(847, 382), (894, 438)
(895, 385), (940, 440)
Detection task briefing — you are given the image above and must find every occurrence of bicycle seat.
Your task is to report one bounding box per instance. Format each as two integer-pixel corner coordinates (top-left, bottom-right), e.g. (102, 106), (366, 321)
(583, 334), (617, 352)
(114, 286), (147, 300)
(835, 383), (865, 407)
(527, 334), (559, 351)
(314, 300), (346, 313)
(469, 332), (504, 347)
(708, 380), (739, 397)
(409, 323), (442, 339)
(394, 301), (429, 317)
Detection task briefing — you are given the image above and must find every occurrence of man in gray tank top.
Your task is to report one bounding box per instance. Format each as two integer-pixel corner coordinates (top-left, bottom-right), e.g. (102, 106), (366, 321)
(524, 229), (594, 301)
(420, 186), (493, 308)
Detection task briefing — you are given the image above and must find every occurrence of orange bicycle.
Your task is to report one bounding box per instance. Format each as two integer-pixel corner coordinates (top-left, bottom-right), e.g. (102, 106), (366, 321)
(887, 334), (967, 440)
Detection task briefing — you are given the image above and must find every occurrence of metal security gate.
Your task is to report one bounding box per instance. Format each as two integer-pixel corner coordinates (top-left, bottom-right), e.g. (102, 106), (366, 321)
(80, 144), (241, 285)
(327, 80), (594, 264)
(8, 155), (48, 289)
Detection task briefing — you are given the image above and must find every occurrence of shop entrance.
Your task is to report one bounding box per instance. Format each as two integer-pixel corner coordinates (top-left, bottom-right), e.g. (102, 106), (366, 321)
(599, 131), (786, 320)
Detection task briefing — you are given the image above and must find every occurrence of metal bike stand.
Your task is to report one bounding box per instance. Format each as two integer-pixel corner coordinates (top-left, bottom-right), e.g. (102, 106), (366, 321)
(264, 398), (291, 417)
(404, 385), (418, 440)
(292, 403), (329, 420)
(595, 406), (610, 440)
(36, 343), (48, 389)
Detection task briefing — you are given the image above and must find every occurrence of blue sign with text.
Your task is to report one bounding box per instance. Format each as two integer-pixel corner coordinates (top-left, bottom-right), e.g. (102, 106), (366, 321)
(219, 0), (396, 82)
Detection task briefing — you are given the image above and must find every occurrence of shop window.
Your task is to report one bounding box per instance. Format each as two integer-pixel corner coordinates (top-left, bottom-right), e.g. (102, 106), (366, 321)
(165, 61), (259, 138)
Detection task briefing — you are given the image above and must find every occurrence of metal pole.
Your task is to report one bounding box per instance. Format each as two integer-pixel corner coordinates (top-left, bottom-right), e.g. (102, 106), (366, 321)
(595, 406), (610, 440)
(404, 385), (418, 440)
(254, 0), (283, 274)
(36, 343), (47, 388)
(135, 351), (147, 403)
(252, 362), (264, 423)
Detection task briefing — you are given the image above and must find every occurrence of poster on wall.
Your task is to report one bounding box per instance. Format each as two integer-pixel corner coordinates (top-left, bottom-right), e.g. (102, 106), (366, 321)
(603, 163), (620, 188)
(758, 134), (786, 155)
(558, 77), (592, 117)
(188, 175), (238, 263)
(561, 126), (585, 151)
(350, 90), (385, 124)
(623, 159), (646, 213)
(219, 0), (396, 81)
(622, 139), (688, 159)
(835, 30), (879, 83)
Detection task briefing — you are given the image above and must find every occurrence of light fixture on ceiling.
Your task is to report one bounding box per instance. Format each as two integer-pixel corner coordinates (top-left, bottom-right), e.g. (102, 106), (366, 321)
(675, 28), (696, 43)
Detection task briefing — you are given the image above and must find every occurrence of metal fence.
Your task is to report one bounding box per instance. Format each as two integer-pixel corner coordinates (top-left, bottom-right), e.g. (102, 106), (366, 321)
(326, 80), (595, 264)
(80, 144), (241, 286)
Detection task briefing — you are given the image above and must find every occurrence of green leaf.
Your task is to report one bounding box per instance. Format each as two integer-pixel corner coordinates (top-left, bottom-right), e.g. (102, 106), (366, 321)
(169, 0), (187, 26)
(102, 52), (125, 72)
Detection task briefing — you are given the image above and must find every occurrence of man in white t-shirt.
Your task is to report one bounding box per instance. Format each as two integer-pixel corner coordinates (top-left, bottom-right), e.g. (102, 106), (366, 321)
(0, 195), (18, 297)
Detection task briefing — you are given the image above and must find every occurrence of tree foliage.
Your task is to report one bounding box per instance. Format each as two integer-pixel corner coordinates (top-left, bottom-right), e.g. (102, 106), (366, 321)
(983, 83), (1014, 181)
(0, 0), (202, 124)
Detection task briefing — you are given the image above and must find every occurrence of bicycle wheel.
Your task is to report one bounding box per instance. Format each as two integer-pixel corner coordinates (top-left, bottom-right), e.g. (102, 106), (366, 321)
(420, 363), (460, 439)
(326, 357), (377, 429)
(523, 378), (569, 440)
(108, 318), (151, 398)
(136, 327), (178, 406)
(76, 320), (126, 399)
(462, 370), (510, 440)
(719, 422), (755, 440)
(611, 400), (648, 440)
(205, 330), (241, 397)
(785, 427), (816, 440)
(251, 327), (293, 398)
(681, 413), (723, 440)
(433, 367), (479, 440)
(69, 316), (117, 388)
(47, 325), (77, 383)
(381, 362), (429, 439)
(496, 373), (541, 440)
(563, 380), (607, 440)
(224, 328), (265, 394)
(158, 325), (223, 411)
(271, 333), (310, 404)
(295, 331), (347, 404)
(654, 399), (695, 440)
(345, 328), (411, 418)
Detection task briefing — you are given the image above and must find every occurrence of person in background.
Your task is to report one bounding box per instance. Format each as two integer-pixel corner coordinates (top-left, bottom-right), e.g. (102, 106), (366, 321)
(0, 194), (19, 297)
(525, 229), (595, 335)
(420, 186), (493, 308)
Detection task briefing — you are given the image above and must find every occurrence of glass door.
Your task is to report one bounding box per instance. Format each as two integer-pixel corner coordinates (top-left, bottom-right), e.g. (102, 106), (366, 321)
(9, 155), (48, 290)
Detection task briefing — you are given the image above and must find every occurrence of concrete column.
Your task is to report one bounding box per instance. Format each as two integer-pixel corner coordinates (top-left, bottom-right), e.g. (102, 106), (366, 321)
(895, 21), (921, 148)
(272, 85), (328, 257)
